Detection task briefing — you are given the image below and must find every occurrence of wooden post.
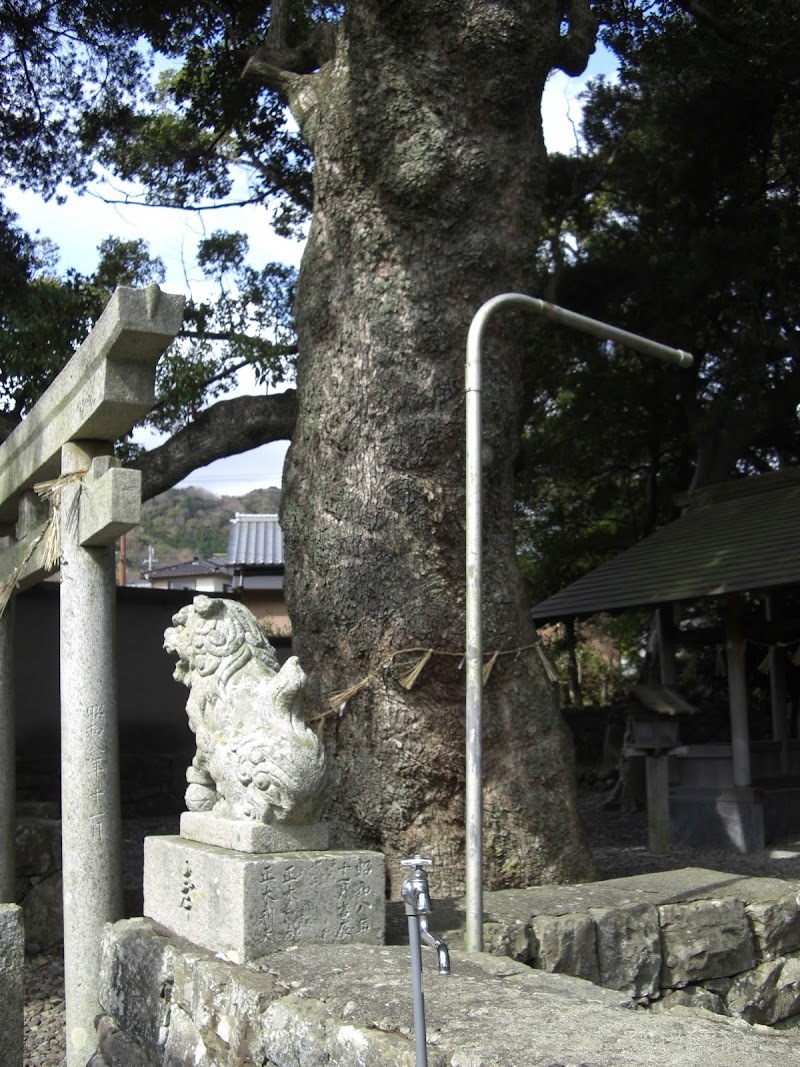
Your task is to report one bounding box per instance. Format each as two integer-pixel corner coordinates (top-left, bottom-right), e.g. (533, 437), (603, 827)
(725, 595), (751, 788)
(765, 595), (790, 776)
(645, 756), (670, 854)
(656, 604), (678, 687)
(564, 617), (583, 707)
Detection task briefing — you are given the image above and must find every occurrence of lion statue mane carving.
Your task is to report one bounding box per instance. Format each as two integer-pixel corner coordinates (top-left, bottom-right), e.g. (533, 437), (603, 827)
(164, 595), (326, 824)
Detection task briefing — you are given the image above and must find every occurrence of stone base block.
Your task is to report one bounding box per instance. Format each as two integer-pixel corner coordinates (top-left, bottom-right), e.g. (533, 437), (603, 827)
(762, 784), (800, 841)
(180, 812), (329, 853)
(143, 836), (385, 963)
(670, 787), (765, 852)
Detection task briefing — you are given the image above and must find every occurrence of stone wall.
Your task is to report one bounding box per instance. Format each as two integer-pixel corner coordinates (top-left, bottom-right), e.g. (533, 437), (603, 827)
(92, 915), (800, 1067)
(0, 904), (24, 1067)
(15, 807), (62, 952)
(442, 867), (800, 1026)
(14, 584), (294, 775)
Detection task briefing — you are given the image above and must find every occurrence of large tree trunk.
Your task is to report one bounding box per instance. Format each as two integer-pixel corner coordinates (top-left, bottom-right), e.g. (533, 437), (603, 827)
(280, 2), (596, 895)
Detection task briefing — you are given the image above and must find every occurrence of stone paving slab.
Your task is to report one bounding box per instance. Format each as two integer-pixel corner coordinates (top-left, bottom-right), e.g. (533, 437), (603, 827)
(100, 918), (800, 1067)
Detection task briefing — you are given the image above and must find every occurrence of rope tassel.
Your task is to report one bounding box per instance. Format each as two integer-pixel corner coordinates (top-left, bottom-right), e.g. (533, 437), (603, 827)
(0, 573), (17, 620)
(399, 648), (433, 690)
(0, 470), (88, 622)
(535, 642), (561, 684)
(315, 641), (542, 724)
(482, 650), (499, 686)
(34, 470), (87, 572)
(326, 677), (372, 716)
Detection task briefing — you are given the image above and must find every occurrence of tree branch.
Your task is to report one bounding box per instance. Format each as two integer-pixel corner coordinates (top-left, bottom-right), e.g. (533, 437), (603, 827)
(239, 7), (339, 145)
(553, 2), (598, 77)
(671, 1), (750, 51)
(133, 390), (297, 501)
(246, 18), (337, 80)
(86, 188), (263, 212)
(266, 0), (292, 52)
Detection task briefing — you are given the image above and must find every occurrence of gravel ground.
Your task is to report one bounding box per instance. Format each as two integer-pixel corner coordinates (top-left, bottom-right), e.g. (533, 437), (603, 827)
(22, 798), (800, 1065)
(23, 816), (178, 1067)
(582, 790), (800, 881)
(24, 953), (65, 1067)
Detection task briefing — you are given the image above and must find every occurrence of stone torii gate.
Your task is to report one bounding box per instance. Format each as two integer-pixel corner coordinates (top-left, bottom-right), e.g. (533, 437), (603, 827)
(0, 285), (184, 1066)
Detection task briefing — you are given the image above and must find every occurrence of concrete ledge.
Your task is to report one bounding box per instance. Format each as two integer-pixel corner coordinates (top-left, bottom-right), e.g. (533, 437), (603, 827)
(97, 917), (800, 1067)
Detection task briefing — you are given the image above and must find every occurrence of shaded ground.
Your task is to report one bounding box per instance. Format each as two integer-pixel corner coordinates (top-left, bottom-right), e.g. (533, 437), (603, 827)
(582, 790), (800, 881)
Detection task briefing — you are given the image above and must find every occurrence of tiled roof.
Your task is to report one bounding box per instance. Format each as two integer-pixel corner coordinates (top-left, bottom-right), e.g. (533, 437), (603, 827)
(143, 557), (232, 581)
(531, 469), (800, 623)
(227, 513), (284, 566)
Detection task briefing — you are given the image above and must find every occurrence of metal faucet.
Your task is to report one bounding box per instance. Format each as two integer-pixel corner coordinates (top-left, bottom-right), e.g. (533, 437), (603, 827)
(400, 855), (451, 975)
(400, 855), (451, 1067)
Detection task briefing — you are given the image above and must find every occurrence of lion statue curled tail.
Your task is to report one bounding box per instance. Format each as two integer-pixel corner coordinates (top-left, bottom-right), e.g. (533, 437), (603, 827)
(164, 595), (326, 824)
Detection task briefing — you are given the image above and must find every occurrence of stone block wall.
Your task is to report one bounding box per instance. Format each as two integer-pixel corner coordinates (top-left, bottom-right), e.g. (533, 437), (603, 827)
(469, 867), (800, 1026)
(15, 810), (62, 951)
(93, 915), (800, 1067)
(0, 904), (24, 1067)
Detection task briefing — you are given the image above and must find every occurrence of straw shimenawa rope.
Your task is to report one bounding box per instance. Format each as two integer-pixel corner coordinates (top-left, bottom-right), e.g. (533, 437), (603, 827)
(0, 470), (87, 619)
(313, 641), (546, 724)
(318, 631), (800, 728)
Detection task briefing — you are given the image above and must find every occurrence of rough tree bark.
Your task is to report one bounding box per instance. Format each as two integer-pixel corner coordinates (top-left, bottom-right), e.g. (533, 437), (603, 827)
(244, 2), (597, 895)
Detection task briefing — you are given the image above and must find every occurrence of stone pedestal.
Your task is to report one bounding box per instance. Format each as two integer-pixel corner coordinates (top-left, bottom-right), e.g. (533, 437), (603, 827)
(143, 836), (385, 963)
(181, 811), (329, 852)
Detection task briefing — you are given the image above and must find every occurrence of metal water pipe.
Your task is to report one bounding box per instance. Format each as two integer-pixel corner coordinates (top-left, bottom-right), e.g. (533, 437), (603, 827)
(464, 294), (693, 953)
(401, 855), (451, 1067)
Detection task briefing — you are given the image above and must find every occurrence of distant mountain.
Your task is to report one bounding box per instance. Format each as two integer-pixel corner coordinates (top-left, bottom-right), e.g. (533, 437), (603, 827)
(126, 485), (282, 575)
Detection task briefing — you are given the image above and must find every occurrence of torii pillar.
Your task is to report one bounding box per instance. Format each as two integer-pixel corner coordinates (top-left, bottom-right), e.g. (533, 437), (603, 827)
(0, 285), (184, 1066)
(59, 447), (136, 1063)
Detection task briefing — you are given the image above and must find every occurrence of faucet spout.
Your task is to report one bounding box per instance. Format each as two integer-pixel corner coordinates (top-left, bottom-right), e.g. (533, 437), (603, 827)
(400, 855), (451, 976)
(420, 916), (451, 975)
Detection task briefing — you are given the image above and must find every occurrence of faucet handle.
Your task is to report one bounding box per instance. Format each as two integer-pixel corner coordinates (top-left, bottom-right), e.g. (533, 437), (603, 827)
(400, 855), (433, 870)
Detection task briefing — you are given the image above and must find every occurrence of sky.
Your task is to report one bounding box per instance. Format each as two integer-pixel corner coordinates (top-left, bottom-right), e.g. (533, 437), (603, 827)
(5, 44), (615, 498)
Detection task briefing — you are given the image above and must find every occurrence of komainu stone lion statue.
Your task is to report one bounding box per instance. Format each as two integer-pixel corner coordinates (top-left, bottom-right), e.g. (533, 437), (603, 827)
(164, 595), (326, 824)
